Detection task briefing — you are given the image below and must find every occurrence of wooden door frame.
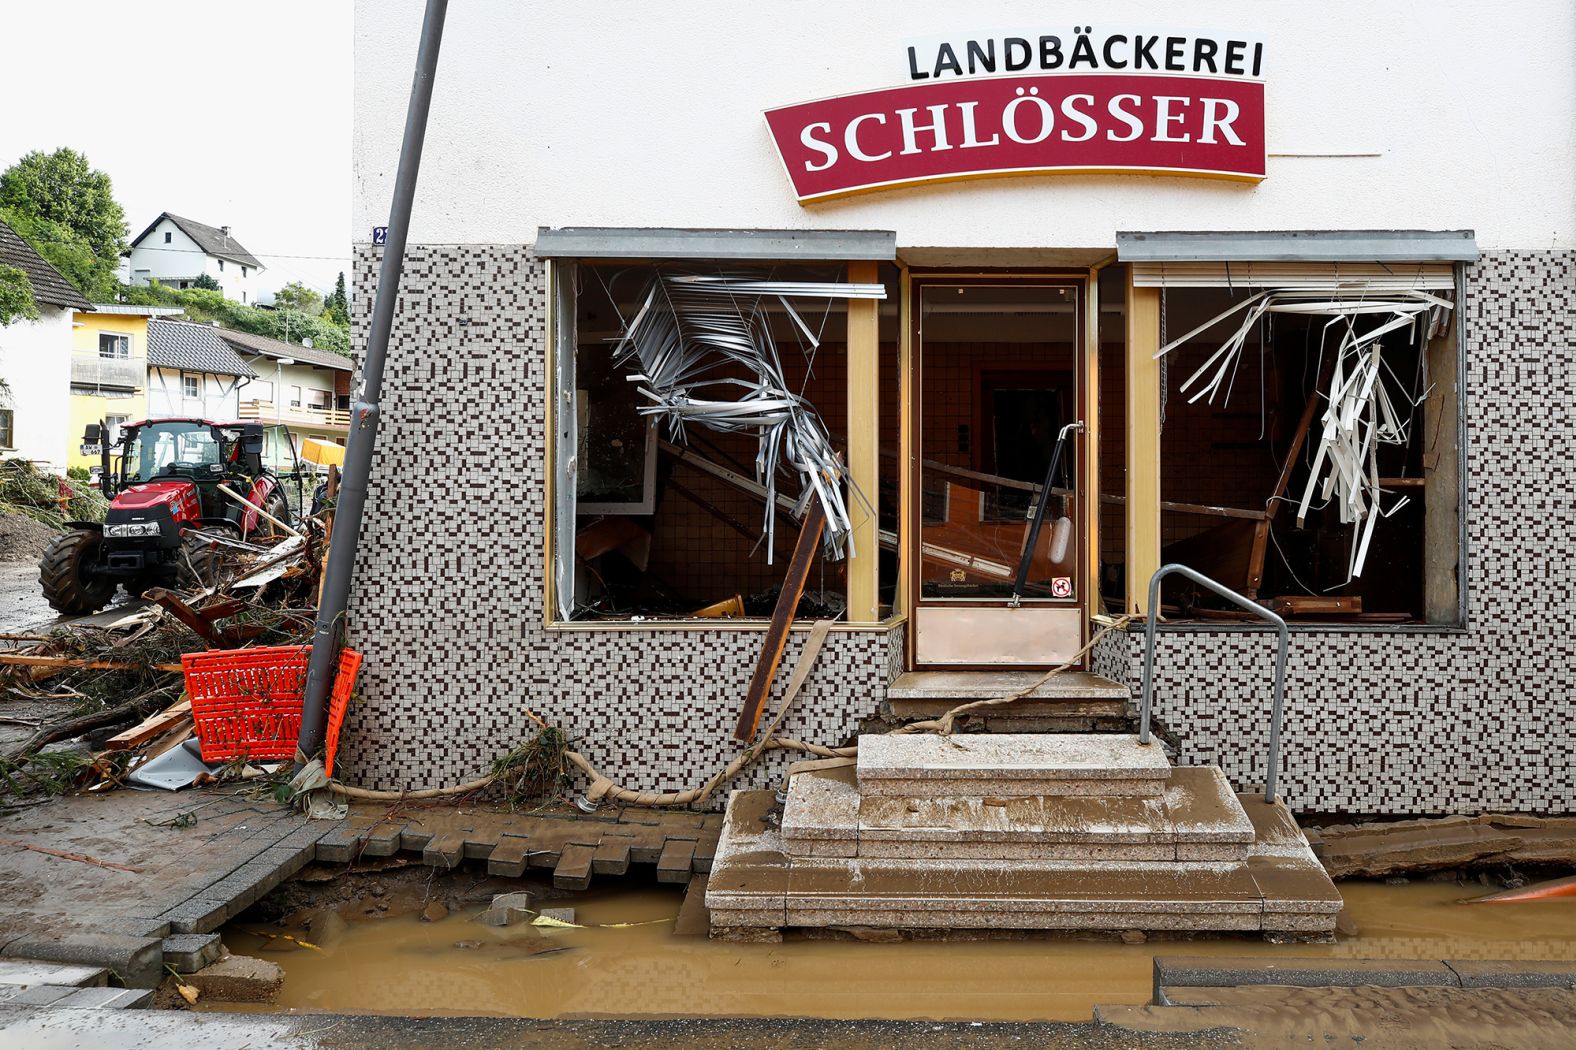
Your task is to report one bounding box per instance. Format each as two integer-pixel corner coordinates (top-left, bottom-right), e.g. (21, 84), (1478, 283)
(905, 271), (1093, 671)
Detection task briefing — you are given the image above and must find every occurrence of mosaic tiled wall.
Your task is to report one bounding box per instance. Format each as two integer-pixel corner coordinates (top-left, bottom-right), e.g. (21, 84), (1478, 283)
(1107, 251), (1576, 816)
(345, 246), (1572, 817)
(339, 246), (901, 799)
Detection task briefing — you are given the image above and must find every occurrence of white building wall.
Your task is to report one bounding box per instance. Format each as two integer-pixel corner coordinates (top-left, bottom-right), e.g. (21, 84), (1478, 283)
(128, 217), (262, 305)
(0, 306), (72, 471)
(128, 220), (206, 287)
(147, 366), (242, 421)
(353, 0), (1576, 251)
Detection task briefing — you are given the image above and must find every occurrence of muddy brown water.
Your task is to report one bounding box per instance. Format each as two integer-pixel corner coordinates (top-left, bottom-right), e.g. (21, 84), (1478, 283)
(213, 879), (1576, 1023)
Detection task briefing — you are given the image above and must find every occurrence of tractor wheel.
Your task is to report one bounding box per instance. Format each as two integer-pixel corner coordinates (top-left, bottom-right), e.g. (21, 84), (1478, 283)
(39, 530), (117, 616)
(254, 487), (293, 540)
(179, 529), (224, 591)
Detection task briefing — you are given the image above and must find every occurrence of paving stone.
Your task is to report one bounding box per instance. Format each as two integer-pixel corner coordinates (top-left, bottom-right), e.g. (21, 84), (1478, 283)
(95, 918), (171, 940)
(361, 824), (405, 856)
(0, 960), (107, 988)
(486, 837), (531, 878)
(161, 934), (223, 974)
(313, 825), (362, 864)
(553, 843), (596, 890)
(591, 837), (632, 875)
(657, 839), (697, 883)
(50, 985), (154, 1009)
(423, 832), (466, 870)
(159, 898), (230, 935)
(1, 935), (163, 989)
(0, 984), (78, 1006)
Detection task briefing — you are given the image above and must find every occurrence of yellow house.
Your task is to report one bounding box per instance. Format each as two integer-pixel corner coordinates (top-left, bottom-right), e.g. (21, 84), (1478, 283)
(68, 304), (183, 472)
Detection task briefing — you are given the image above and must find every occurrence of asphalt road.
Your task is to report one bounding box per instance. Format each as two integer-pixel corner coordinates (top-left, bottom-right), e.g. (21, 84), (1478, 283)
(0, 1010), (1235, 1050)
(0, 559), (144, 635)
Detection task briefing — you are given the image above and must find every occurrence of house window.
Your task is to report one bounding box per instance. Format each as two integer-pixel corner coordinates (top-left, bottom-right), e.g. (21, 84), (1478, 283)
(181, 375), (201, 400)
(1143, 262), (1463, 626)
(242, 266), (249, 278)
(0, 409), (12, 449)
(307, 388), (332, 411)
(251, 380), (274, 401)
(98, 333), (130, 359)
(549, 260), (901, 626)
(164, 231), (172, 244)
(105, 415), (128, 443)
(289, 385), (302, 408)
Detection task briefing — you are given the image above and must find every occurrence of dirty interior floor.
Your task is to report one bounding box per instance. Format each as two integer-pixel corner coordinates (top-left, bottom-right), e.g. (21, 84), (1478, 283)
(211, 871), (1576, 1023)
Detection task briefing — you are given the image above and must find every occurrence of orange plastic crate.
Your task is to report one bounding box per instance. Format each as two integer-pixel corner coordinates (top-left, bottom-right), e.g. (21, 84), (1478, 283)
(182, 645), (361, 767)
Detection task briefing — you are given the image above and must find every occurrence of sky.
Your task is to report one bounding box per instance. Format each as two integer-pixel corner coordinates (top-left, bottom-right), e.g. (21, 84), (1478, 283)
(0, 0), (351, 295)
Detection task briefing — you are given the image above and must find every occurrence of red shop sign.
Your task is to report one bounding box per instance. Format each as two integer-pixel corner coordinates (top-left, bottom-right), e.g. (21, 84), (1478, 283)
(765, 74), (1266, 203)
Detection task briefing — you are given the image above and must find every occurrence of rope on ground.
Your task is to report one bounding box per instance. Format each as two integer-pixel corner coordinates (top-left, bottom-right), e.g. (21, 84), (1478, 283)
(326, 615), (1133, 807)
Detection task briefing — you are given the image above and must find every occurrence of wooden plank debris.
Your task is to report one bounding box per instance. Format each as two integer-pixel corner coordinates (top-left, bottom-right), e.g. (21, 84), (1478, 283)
(103, 698), (193, 752)
(735, 499), (826, 741)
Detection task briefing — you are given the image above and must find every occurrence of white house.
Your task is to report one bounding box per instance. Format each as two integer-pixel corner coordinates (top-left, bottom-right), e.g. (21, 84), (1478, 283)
(0, 218), (90, 472)
(145, 319), (255, 420)
(127, 213), (265, 305)
(218, 327), (351, 447)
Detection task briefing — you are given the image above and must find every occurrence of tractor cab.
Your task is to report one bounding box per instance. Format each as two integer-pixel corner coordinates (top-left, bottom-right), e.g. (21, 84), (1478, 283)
(101, 418), (269, 527)
(41, 417), (303, 615)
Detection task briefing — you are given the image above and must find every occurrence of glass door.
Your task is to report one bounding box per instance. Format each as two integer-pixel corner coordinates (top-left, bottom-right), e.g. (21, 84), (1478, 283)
(910, 278), (1086, 668)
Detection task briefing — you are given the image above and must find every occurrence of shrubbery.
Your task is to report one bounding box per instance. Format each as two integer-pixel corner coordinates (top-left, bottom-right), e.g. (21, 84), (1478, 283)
(118, 281), (350, 356)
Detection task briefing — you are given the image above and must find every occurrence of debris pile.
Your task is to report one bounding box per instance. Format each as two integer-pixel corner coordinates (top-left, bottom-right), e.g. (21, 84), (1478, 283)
(0, 501), (333, 799)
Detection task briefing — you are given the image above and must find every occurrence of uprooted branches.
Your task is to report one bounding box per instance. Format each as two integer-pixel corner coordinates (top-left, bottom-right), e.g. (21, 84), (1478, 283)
(0, 508), (332, 798)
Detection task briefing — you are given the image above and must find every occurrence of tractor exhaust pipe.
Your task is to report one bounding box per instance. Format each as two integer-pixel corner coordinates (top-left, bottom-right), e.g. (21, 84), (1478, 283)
(297, 0), (448, 763)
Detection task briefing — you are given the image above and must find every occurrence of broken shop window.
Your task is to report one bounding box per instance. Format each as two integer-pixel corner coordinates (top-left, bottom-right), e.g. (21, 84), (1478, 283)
(1145, 264), (1461, 625)
(556, 261), (901, 624)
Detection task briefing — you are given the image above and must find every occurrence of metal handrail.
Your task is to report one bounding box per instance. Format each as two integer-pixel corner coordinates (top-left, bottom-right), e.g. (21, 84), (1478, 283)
(1138, 563), (1289, 804)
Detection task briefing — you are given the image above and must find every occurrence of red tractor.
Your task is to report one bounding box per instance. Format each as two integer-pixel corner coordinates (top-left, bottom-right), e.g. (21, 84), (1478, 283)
(41, 417), (302, 615)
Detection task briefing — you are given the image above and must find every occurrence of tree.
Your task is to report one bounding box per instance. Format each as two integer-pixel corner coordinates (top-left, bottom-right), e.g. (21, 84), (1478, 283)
(273, 280), (323, 316)
(192, 273), (221, 291)
(0, 264), (39, 326)
(0, 149), (128, 301)
(323, 271), (348, 326)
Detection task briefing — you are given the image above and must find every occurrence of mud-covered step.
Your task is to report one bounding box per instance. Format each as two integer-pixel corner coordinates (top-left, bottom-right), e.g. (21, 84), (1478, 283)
(709, 787), (1341, 938)
(857, 733), (1171, 798)
(887, 670), (1130, 704)
(782, 765), (1253, 862)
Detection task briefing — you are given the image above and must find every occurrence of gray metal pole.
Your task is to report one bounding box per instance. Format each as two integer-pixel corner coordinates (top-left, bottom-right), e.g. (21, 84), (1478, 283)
(297, 0), (448, 760)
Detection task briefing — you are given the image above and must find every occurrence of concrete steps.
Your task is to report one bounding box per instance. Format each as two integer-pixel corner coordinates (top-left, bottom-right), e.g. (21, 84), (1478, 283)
(858, 732), (1171, 797)
(707, 733), (1341, 939)
(883, 670), (1131, 732)
(784, 764), (1253, 861)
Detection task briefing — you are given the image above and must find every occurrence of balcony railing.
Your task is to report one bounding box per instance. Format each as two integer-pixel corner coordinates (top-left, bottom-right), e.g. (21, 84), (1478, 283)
(70, 353), (142, 390)
(239, 399), (350, 429)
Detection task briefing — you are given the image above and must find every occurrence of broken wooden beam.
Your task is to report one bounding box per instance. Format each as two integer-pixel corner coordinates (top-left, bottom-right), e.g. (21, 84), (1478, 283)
(103, 698), (193, 752)
(734, 499), (827, 742)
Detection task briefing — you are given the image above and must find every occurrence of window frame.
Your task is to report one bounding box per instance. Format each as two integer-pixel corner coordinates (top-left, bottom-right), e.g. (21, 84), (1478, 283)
(0, 408), (13, 449)
(541, 257), (908, 633)
(98, 332), (131, 360)
(180, 373), (201, 401)
(1137, 260), (1469, 634)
